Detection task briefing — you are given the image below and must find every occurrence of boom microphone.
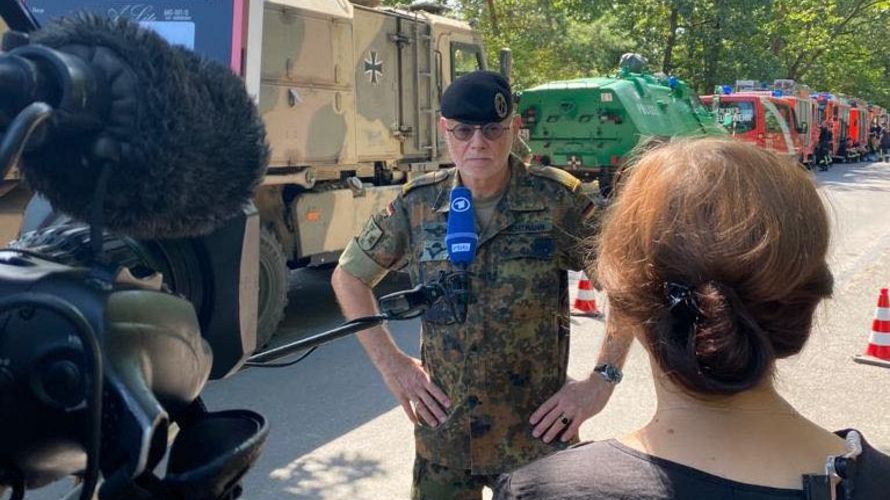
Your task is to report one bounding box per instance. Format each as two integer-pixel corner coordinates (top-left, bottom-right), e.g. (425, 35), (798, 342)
(445, 186), (477, 267)
(1, 14), (268, 238)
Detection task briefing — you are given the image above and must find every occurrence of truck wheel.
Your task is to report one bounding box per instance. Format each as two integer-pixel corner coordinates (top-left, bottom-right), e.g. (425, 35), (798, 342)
(257, 227), (288, 348)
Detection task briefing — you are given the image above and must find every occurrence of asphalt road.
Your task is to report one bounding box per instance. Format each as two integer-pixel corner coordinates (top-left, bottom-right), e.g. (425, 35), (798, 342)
(14, 161), (890, 499)
(212, 160), (890, 499)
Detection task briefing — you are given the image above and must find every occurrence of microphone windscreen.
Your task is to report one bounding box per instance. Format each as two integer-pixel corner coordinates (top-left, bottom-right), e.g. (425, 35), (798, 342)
(445, 186), (477, 266)
(21, 14), (268, 238)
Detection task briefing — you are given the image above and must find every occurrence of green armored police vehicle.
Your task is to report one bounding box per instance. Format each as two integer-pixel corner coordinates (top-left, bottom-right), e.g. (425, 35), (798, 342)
(517, 54), (725, 194)
(9, 0), (500, 347)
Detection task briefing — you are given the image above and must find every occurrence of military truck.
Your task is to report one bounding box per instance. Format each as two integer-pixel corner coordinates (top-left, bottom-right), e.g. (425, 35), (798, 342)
(8, 0), (500, 346)
(517, 54), (725, 195)
(251, 0), (495, 344)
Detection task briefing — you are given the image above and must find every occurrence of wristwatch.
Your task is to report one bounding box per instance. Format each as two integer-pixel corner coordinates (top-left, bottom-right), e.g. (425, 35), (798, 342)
(593, 363), (623, 384)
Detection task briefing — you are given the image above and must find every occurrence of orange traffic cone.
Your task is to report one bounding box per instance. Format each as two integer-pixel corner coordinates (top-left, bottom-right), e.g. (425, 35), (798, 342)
(854, 288), (890, 368)
(572, 272), (603, 318)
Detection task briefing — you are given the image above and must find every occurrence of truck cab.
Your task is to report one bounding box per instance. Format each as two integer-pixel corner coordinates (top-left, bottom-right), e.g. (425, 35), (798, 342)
(702, 93), (800, 161)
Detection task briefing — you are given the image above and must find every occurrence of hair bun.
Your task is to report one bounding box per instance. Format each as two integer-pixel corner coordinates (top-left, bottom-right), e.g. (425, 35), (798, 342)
(653, 281), (773, 394)
(686, 282), (774, 394)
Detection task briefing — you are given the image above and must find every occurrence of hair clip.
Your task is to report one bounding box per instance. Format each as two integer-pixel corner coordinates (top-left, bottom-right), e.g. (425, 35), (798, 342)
(664, 281), (701, 328)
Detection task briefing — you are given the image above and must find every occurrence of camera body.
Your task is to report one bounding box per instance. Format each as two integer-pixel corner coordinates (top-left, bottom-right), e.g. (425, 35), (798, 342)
(0, 206), (261, 490)
(0, 207), (267, 492)
(16, 198), (262, 380)
(0, 3), (271, 495)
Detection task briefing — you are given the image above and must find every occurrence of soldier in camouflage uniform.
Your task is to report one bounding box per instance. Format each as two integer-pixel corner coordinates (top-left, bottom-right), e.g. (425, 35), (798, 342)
(332, 71), (632, 499)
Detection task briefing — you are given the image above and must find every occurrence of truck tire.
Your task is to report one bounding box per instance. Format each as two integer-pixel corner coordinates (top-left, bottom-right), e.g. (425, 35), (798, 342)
(257, 227), (288, 348)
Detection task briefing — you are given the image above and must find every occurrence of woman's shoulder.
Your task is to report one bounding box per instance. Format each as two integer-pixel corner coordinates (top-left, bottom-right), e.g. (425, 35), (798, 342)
(494, 439), (674, 500)
(495, 431), (890, 500)
(494, 438), (817, 500)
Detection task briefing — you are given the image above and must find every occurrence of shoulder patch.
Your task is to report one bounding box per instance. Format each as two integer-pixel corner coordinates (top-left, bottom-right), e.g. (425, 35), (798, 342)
(402, 169), (451, 195)
(357, 219), (384, 252)
(529, 166), (582, 192)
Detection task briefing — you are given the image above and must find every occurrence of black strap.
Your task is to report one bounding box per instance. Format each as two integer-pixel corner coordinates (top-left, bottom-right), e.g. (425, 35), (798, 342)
(802, 456), (858, 500)
(835, 456), (858, 500)
(99, 468), (171, 500)
(171, 396), (209, 430)
(803, 474), (835, 500)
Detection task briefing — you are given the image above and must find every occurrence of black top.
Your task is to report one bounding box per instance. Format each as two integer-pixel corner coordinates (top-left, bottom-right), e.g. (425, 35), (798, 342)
(494, 430), (890, 500)
(818, 126), (833, 146)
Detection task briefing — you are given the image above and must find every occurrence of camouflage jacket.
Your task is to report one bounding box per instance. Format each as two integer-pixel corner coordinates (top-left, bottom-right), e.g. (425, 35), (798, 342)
(340, 156), (599, 474)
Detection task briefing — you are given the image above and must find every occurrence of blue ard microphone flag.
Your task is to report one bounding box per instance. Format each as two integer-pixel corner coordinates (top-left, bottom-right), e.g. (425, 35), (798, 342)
(445, 186), (478, 267)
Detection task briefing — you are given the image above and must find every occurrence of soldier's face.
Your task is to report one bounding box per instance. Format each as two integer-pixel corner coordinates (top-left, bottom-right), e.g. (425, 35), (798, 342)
(441, 116), (519, 187)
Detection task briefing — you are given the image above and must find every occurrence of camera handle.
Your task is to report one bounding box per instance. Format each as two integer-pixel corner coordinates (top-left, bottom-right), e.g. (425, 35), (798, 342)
(55, 398), (267, 500)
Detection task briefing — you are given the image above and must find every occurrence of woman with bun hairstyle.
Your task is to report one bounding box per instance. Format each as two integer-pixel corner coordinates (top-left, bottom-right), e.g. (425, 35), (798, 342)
(495, 137), (890, 499)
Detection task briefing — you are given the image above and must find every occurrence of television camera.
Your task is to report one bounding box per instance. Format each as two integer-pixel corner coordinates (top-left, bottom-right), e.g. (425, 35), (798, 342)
(0, 5), (471, 498)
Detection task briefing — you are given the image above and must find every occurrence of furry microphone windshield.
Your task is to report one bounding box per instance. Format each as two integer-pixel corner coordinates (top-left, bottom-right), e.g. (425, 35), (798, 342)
(17, 14), (268, 239)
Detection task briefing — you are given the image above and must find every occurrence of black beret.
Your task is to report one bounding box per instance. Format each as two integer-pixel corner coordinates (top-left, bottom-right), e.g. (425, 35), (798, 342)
(441, 71), (512, 124)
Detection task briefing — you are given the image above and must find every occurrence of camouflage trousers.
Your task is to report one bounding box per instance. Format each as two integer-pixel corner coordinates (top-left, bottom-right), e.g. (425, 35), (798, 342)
(411, 455), (500, 500)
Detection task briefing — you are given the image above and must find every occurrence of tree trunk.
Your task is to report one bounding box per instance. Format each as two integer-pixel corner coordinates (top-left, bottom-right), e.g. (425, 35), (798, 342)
(486, 0), (499, 36)
(663, 1), (680, 74)
(686, 11), (699, 92)
(703, 0), (726, 93)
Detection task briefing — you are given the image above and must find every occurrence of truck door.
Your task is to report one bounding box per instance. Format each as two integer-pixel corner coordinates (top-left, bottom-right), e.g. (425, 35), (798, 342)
(260, 4), (355, 167)
(803, 100), (818, 153)
(835, 105), (850, 149)
(353, 9), (402, 161)
(775, 101), (802, 157)
(395, 17), (435, 160)
(849, 108), (861, 147)
(432, 34), (483, 161)
(761, 98), (794, 156)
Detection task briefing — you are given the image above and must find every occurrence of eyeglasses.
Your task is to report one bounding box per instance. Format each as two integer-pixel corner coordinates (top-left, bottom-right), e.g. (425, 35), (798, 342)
(446, 122), (511, 141)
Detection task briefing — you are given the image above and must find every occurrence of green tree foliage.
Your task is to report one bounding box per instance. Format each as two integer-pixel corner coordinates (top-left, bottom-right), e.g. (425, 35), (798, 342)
(383, 0), (633, 90)
(382, 0), (890, 107)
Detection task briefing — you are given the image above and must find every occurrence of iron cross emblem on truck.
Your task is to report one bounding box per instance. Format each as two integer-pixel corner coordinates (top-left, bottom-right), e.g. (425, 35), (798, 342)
(364, 51), (383, 84)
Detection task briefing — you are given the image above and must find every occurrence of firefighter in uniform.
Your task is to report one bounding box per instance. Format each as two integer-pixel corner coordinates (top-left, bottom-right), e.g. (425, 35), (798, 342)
(331, 71), (631, 499)
(815, 120), (833, 171)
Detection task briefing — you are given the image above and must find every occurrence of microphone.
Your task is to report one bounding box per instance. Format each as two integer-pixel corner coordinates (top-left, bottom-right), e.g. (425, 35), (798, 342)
(377, 283), (446, 319)
(379, 186), (477, 325)
(1, 14), (268, 238)
(445, 186), (478, 267)
(444, 186), (476, 323)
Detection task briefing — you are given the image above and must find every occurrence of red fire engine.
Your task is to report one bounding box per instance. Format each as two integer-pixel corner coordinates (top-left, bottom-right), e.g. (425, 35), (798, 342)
(702, 81), (804, 162)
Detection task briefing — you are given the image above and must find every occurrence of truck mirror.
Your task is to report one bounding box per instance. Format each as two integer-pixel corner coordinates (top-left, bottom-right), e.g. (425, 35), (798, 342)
(499, 48), (512, 82)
